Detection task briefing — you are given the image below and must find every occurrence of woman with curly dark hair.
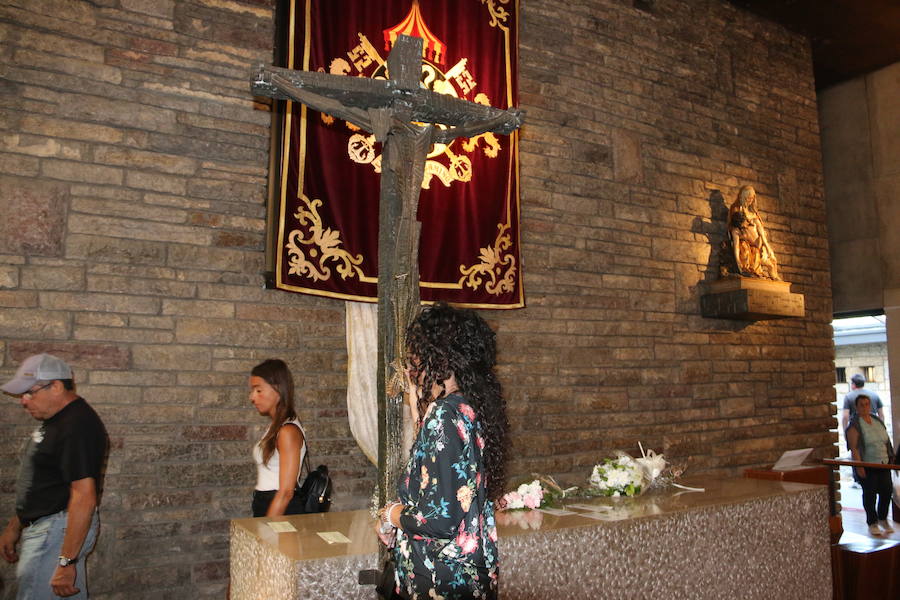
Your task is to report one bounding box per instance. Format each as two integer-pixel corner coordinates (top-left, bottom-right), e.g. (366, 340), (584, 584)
(376, 303), (509, 599)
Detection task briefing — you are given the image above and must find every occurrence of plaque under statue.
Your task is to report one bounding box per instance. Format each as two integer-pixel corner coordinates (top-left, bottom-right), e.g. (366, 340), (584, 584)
(701, 185), (804, 320)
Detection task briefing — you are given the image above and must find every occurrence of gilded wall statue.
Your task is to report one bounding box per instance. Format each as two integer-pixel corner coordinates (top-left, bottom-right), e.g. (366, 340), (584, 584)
(720, 185), (780, 280)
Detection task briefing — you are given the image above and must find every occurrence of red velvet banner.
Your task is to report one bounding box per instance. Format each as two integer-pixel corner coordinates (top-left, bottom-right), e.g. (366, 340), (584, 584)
(272, 0), (522, 308)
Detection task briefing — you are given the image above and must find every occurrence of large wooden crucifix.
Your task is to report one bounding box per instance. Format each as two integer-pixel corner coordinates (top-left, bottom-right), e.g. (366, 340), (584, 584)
(252, 34), (523, 505)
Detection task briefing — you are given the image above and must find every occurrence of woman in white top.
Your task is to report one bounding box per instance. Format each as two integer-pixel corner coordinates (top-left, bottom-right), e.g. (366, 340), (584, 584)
(249, 359), (307, 517)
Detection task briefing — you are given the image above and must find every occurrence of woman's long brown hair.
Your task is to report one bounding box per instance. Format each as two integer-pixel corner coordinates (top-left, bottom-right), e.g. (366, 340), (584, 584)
(252, 359), (298, 465)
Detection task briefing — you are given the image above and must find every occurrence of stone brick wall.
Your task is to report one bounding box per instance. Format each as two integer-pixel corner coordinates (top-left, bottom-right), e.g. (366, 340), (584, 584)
(506, 0), (834, 477)
(0, 0), (835, 597)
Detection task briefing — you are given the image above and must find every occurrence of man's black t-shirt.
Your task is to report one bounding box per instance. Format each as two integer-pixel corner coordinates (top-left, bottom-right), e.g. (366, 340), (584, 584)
(15, 397), (107, 522)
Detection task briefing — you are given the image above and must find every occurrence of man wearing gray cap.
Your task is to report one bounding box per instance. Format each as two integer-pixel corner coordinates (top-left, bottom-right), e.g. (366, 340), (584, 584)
(0, 354), (107, 599)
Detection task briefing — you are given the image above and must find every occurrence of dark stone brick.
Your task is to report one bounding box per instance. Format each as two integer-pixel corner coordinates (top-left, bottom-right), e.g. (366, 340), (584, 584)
(213, 231), (263, 249)
(0, 176), (68, 256)
(182, 426), (248, 441)
(192, 560), (228, 583)
(129, 36), (178, 56)
(8, 341), (130, 369)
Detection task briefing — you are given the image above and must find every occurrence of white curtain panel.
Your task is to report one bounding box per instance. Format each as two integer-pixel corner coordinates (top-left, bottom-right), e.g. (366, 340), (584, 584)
(345, 301), (414, 466)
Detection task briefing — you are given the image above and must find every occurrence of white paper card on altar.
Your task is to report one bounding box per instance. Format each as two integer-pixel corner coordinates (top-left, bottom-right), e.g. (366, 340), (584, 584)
(267, 521), (297, 533)
(566, 503), (612, 513)
(536, 507), (577, 516)
(772, 447), (813, 471)
(576, 511), (628, 521)
(317, 531), (351, 544)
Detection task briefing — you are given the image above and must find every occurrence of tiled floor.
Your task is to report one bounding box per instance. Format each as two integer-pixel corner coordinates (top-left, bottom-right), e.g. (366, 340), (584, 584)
(839, 506), (900, 542)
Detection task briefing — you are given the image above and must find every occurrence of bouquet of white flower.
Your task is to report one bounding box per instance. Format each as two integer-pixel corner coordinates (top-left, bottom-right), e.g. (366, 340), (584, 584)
(589, 454), (645, 497)
(586, 444), (702, 499)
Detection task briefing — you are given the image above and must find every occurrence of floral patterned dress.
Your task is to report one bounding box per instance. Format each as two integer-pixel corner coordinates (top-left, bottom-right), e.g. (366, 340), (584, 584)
(393, 393), (499, 599)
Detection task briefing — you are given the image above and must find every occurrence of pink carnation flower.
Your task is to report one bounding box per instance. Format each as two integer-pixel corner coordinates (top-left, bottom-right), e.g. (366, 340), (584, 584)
(523, 490), (543, 509)
(501, 491), (525, 510)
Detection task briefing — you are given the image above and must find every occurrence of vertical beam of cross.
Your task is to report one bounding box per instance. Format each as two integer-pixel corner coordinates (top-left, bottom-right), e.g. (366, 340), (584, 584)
(373, 35), (430, 507)
(375, 123), (431, 507)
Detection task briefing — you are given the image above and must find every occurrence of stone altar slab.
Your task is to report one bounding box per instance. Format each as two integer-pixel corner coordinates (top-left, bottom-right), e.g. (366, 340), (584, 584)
(229, 477), (831, 599)
(700, 277), (805, 320)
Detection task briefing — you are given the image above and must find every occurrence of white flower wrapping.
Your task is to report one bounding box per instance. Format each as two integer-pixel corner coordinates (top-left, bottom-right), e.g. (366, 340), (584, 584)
(634, 448), (667, 482)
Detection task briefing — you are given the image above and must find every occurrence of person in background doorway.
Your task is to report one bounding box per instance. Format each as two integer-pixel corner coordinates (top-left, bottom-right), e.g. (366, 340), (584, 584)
(841, 373), (884, 437)
(248, 359), (307, 517)
(846, 394), (895, 537)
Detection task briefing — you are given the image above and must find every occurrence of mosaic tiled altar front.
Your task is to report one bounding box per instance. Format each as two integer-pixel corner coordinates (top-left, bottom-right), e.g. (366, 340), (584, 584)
(230, 478), (831, 599)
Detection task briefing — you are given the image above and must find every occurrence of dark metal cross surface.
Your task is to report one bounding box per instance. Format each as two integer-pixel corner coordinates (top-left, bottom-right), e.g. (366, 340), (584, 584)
(252, 34), (523, 507)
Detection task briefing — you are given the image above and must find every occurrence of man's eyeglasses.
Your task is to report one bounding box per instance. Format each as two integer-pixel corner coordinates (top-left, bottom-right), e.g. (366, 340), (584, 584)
(23, 382), (53, 397)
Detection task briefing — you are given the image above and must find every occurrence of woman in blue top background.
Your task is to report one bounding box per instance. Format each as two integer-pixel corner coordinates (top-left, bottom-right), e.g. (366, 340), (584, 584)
(847, 393), (895, 537)
(376, 303), (510, 599)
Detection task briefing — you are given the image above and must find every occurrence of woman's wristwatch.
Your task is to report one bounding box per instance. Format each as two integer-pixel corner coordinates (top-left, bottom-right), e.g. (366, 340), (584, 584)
(58, 555), (77, 567)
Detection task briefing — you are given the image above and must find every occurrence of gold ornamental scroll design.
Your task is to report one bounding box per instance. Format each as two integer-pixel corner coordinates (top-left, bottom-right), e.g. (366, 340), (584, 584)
(481, 0), (511, 30)
(284, 193), (365, 283)
(458, 223), (516, 295)
(321, 23), (504, 190)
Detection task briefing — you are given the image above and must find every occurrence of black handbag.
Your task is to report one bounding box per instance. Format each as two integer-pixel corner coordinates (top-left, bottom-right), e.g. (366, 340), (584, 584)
(375, 555), (405, 600)
(359, 553), (404, 600)
(296, 448), (332, 513)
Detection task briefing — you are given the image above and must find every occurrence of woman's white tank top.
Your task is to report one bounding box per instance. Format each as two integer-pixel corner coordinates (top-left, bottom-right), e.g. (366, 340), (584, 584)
(253, 418), (307, 491)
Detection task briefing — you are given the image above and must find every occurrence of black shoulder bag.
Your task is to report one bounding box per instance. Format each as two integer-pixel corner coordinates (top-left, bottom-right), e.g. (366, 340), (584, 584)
(296, 444), (332, 513)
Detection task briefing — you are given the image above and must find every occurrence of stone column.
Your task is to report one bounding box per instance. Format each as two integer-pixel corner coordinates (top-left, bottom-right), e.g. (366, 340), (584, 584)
(885, 288), (900, 441)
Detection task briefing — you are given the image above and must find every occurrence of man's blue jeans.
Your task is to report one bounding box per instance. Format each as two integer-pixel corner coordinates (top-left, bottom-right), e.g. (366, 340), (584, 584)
(16, 510), (99, 600)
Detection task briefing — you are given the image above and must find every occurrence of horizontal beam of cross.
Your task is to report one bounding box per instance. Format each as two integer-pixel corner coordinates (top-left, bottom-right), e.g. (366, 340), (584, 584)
(252, 34), (523, 147)
(253, 65), (522, 135)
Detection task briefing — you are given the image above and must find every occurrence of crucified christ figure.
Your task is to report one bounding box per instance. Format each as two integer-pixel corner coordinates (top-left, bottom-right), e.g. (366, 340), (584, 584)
(251, 34), (523, 507)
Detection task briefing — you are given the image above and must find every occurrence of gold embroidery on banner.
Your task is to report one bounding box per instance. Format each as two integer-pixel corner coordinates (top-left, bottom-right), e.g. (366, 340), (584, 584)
(458, 224), (516, 295)
(322, 31), (503, 190)
(284, 194), (365, 282)
(348, 133), (381, 170)
(481, 0), (511, 30)
(460, 93), (500, 158)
